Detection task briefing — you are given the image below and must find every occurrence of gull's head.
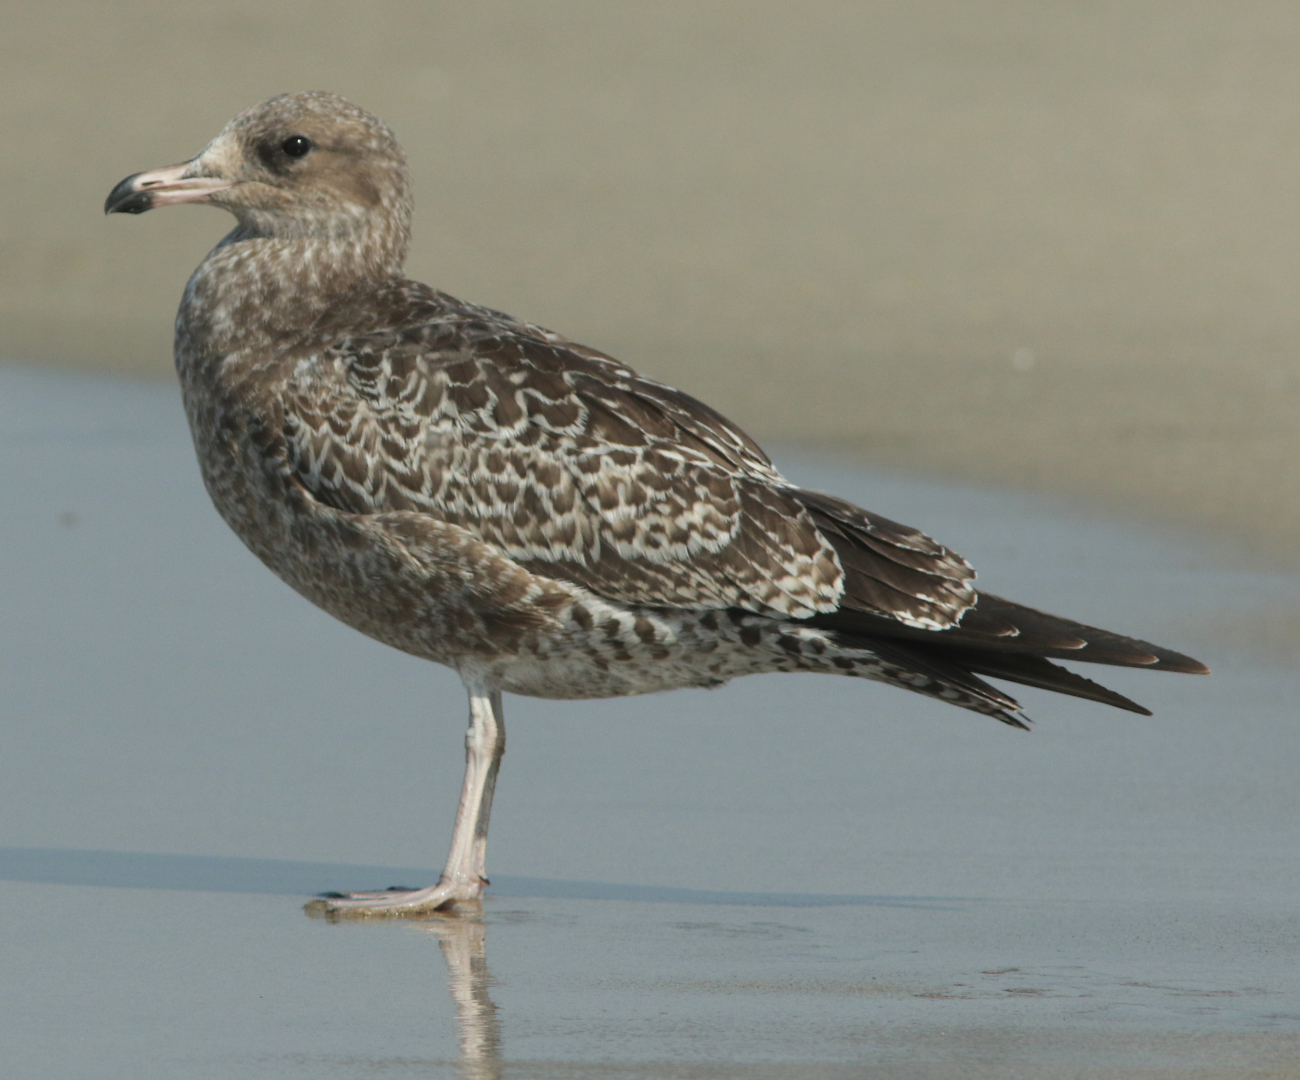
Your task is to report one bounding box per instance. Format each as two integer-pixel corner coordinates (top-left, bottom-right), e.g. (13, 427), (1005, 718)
(105, 92), (412, 256)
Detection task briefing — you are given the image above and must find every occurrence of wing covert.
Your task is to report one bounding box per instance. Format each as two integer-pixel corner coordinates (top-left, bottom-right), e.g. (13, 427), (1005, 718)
(281, 299), (973, 627)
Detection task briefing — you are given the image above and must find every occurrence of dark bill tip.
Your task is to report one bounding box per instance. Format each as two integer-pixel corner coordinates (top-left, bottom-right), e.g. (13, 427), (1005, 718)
(104, 174), (153, 215)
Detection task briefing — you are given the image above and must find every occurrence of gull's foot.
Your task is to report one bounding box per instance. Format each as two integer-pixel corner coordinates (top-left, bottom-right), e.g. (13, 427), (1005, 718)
(304, 876), (486, 919)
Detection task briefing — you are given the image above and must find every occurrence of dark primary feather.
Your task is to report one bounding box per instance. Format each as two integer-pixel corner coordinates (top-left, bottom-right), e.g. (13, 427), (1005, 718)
(807, 593), (1208, 674)
(804, 592), (1207, 720)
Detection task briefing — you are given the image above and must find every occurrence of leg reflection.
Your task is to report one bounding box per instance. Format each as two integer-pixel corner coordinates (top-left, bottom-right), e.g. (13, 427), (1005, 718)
(417, 904), (502, 1080)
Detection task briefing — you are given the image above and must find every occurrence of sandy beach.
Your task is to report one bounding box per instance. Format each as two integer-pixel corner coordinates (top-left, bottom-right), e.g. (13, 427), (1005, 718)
(3, 2), (1300, 566)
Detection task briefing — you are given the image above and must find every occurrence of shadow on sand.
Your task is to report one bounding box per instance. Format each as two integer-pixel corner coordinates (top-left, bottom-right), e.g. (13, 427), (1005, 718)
(0, 845), (970, 909)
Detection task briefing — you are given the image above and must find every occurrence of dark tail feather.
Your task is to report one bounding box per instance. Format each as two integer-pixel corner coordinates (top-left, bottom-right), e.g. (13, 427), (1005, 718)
(810, 593), (1209, 675)
(927, 646), (1153, 716)
(862, 639), (1032, 730)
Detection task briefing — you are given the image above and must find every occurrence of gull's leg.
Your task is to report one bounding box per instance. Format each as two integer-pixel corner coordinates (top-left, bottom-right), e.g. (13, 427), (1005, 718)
(306, 681), (505, 917)
(442, 687), (505, 896)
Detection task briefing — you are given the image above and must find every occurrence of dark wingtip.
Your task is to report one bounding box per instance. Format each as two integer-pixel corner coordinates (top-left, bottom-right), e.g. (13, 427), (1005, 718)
(105, 173), (152, 215)
(1097, 693), (1152, 717)
(1143, 651), (1210, 675)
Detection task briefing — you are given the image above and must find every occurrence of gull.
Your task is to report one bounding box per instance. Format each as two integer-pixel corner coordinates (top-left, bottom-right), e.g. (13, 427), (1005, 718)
(105, 92), (1208, 915)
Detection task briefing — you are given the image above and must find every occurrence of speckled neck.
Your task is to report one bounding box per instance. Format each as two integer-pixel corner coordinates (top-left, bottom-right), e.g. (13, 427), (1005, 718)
(175, 221), (408, 377)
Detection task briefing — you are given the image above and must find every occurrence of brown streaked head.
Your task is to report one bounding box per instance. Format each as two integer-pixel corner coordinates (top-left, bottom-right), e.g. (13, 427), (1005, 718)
(104, 92), (413, 256)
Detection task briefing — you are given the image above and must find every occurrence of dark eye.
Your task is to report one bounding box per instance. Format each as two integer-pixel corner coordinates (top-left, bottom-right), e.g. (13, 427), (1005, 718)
(281, 135), (313, 159)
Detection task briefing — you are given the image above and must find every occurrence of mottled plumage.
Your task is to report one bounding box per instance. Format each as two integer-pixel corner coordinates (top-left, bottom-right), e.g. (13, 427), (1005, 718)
(106, 92), (1207, 915)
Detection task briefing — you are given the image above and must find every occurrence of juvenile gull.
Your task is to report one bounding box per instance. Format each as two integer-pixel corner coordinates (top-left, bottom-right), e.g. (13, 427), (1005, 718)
(106, 92), (1208, 915)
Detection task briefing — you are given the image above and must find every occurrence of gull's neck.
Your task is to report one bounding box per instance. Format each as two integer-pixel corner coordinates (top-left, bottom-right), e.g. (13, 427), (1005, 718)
(175, 222), (408, 377)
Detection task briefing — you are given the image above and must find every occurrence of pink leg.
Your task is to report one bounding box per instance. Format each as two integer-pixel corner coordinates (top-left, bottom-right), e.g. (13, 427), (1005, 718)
(307, 681), (505, 916)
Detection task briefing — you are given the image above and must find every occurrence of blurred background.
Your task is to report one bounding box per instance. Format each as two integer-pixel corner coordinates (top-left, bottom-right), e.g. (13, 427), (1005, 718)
(4, 1), (1299, 563)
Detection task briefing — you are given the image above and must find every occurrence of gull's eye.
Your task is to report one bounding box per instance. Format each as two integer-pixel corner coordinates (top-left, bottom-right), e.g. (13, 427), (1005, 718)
(281, 135), (313, 159)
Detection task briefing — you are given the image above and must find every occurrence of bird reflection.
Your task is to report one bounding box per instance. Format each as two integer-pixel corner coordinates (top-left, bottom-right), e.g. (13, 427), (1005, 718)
(415, 905), (502, 1080)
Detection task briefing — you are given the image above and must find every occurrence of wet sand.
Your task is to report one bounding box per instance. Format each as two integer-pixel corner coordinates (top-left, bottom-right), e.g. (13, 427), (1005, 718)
(2, 365), (1297, 1078)
(4, 3), (1300, 563)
